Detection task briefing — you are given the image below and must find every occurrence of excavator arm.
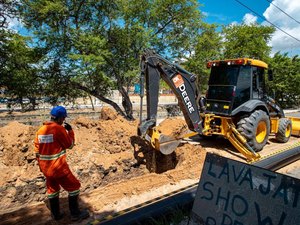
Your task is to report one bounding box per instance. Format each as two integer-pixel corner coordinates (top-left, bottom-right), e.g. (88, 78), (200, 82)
(138, 50), (203, 154)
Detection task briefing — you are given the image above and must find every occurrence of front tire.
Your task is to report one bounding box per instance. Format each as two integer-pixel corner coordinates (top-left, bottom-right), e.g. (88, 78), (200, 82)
(275, 118), (292, 143)
(237, 110), (270, 152)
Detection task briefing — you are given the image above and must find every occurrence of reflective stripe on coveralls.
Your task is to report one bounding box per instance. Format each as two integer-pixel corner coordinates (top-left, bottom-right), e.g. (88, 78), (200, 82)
(37, 149), (66, 160)
(69, 190), (80, 196)
(48, 191), (60, 199)
(47, 190), (80, 198)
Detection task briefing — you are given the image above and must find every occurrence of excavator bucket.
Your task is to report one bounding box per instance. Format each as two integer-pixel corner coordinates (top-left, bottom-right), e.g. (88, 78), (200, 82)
(144, 127), (180, 155)
(144, 127), (199, 155)
(288, 117), (300, 137)
(158, 134), (181, 155)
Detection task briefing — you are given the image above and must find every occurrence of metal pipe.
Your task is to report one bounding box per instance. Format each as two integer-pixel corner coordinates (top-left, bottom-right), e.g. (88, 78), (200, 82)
(252, 143), (300, 171)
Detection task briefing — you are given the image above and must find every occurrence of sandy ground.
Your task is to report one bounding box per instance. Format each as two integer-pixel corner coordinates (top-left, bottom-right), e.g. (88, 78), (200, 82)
(0, 107), (299, 225)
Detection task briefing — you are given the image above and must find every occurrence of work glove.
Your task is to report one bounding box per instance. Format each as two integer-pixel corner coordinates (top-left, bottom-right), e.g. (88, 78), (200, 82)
(64, 122), (72, 131)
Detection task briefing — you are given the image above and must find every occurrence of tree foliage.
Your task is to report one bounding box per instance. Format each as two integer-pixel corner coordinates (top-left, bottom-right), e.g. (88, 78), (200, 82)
(2, 1), (300, 114)
(184, 23), (222, 93)
(269, 52), (300, 108)
(19, 0), (203, 118)
(222, 23), (275, 61)
(0, 30), (43, 110)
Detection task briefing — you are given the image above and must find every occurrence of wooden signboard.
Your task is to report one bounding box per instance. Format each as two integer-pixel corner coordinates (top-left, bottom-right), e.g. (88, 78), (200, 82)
(192, 153), (300, 225)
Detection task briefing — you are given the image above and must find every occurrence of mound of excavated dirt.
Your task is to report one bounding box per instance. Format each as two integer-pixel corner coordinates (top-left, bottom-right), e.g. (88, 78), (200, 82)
(0, 121), (37, 167)
(157, 116), (190, 138)
(0, 107), (206, 220)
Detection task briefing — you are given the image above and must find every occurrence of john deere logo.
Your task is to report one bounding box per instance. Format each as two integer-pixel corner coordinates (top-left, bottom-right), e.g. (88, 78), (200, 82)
(172, 74), (195, 114)
(172, 74), (184, 88)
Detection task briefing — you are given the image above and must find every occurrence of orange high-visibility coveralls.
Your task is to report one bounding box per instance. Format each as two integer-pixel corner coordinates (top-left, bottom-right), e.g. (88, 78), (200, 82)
(34, 122), (80, 198)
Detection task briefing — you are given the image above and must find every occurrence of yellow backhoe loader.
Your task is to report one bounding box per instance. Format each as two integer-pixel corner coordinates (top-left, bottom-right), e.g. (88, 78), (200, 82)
(137, 50), (300, 162)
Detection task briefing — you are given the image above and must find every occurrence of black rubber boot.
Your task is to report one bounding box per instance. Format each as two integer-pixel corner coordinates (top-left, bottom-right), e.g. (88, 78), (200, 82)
(68, 195), (89, 221)
(49, 196), (64, 220)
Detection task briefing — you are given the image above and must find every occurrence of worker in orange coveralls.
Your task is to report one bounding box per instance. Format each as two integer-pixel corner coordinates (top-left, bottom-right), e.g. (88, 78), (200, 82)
(34, 106), (89, 221)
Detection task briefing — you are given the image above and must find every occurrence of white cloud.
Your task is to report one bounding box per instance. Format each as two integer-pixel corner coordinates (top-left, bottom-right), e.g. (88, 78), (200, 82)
(243, 13), (258, 25)
(202, 11), (209, 17)
(7, 17), (24, 31)
(263, 0), (300, 55)
(204, 12), (228, 22)
(230, 21), (239, 26)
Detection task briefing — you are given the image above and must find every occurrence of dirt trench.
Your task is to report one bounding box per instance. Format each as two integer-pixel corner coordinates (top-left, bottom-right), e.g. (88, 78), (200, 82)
(0, 107), (206, 225)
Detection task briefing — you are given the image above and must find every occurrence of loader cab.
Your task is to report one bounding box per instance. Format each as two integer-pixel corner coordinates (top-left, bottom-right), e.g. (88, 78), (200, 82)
(206, 58), (268, 116)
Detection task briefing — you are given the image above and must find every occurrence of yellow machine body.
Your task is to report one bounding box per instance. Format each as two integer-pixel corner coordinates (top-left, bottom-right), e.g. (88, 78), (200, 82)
(287, 117), (300, 137)
(270, 117), (300, 136)
(202, 114), (261, 162)
(201, 114), (300, 162)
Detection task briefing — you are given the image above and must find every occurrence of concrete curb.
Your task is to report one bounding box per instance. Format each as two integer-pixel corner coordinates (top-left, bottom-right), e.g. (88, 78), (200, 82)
(284, 109), (300, 114)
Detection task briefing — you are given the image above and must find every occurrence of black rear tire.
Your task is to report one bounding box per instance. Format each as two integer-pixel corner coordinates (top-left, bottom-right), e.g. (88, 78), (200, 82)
(275, 118), (292, 143)
(237, 110), (270, 152)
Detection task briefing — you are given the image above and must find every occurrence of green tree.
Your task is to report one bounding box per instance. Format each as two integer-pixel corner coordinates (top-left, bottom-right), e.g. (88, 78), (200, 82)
(184, 23), (222, 93)
(41, 60), (87, 106)
(269, 52), (300, 108)
(222, 23), (275, 61)
(0, 31), (42, 110)
(20, 0), (204, 119)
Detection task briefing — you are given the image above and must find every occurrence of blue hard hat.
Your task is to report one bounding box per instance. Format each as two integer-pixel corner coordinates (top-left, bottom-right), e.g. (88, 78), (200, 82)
(50, 106), (67, 118)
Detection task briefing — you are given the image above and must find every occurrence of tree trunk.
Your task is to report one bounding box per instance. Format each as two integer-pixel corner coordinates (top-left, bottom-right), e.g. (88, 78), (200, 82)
(88, 94), (95, 111)
(119, 86), (134, 120)
(29, 97), (37, 110)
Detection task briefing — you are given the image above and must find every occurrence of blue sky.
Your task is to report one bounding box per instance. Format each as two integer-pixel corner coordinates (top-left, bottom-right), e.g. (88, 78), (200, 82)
(199, 0), (300, 56)
(200, 0), (270, 25)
